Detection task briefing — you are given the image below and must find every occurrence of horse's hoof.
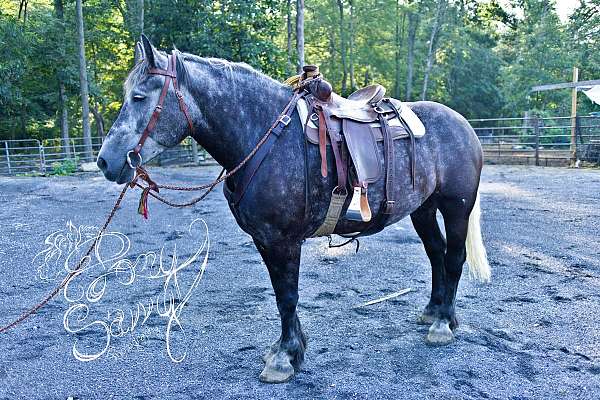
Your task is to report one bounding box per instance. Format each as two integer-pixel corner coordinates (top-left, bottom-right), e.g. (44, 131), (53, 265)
(417, 312), (436, 325)
(259, 352), (295, 383)
(426, 320), (455, 346)
(262, 339), (280, 363)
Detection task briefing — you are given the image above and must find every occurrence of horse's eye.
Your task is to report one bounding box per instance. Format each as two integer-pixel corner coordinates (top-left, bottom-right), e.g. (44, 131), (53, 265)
(133, 94), (146, 102)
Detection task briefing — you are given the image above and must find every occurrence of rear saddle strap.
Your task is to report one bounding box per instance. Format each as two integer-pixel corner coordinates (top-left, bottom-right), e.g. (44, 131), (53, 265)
(378, 108), (395, 214)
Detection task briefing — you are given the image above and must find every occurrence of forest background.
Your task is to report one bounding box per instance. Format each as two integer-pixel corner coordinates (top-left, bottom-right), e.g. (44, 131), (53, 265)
(0, 0), (598, 147)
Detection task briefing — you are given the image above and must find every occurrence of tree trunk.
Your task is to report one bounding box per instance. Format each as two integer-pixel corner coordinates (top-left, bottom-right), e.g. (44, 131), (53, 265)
(91, 104), (105, 140)
(76, 0), (93, 161)
(138, 0), (144, 36)
(336, 0), (348, 94)
(286, 0), (293, 75)
(328, 30), (336, 75)
(394, 1), (406, 99)
(296, 0), (305, 71)
(406, 10), (419, 101)
(348, 0), (356, 91)
(18, 0), (28, 21)
(54, 0), (71, 158)
(114, 0), (144, 40)
(58, 83), (71, 157)
(421, 0), (446, 101)
(19, 111), (26, 140)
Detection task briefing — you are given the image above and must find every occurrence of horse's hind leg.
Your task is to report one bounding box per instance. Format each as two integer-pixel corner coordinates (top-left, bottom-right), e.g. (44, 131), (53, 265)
(424, 196), (472, 345)
(410, 197), (447, 326)
(253, 239), (307, 383)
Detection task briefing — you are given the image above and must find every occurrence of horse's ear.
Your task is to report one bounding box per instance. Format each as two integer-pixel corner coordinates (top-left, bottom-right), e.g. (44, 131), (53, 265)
(141, 34), (158, 69)
(134, 41), (143, 65)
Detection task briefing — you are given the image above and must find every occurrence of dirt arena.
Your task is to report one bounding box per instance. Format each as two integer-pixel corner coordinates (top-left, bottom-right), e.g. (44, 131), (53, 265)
(0, 165), (598, 399)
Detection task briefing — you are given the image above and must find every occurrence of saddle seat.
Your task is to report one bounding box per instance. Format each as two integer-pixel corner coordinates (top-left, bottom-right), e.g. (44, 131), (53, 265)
(301, 97), (415, 188)
(347, 84), (386, 103)
(326, 85), (387, 122)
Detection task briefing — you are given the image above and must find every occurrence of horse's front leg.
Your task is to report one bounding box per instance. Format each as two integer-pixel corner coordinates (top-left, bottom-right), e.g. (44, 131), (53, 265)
(253, 238), (306, 383)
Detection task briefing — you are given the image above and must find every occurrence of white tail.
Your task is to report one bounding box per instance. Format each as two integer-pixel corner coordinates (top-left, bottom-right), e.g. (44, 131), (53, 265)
(465, 191), (491, 282)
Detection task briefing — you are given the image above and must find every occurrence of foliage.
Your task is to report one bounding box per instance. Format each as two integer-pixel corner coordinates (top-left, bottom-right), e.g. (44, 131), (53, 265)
(0, 4), (77, 141)
(0, 0), (598, 142)
(498, 0), (571, 115)
(50, 158), (78, 175)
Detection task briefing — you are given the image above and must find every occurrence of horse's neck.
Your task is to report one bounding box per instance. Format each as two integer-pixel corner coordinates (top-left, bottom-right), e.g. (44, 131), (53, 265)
(186, 61), (292, 171)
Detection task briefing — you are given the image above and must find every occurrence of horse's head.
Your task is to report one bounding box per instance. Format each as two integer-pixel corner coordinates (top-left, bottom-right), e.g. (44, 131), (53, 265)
(97, 35), (198, 184)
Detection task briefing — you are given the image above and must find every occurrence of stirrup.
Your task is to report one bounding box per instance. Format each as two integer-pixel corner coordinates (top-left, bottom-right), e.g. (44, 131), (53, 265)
(346, 185), (372, 222)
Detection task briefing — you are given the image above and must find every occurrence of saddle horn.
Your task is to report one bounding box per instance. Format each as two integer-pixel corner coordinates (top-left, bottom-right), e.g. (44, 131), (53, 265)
(302, 65), (332, 102)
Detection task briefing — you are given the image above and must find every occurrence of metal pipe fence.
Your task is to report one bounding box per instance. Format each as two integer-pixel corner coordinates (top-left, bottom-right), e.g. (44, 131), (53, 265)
(1, 115), (599, 176)
(469, 115), (600, 166)
(0, 137), (210, 176)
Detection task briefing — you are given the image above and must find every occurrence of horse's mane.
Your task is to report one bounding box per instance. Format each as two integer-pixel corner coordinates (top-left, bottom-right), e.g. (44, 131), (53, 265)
(123, 48), (282, 96)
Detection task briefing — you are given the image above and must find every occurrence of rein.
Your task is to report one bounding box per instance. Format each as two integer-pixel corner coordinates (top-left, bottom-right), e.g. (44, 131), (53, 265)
(129, 50), (305, 217)
(0, 64), (305, 333)
(131, 90), (304, 217)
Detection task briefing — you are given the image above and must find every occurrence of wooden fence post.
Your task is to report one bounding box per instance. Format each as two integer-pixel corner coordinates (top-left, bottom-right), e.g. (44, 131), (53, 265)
(4, 142), (11, 175)
(570, 67), (579, 164)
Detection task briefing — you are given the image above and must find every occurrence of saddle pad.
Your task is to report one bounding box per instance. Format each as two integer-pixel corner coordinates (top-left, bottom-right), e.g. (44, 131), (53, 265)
(390, 99), (426, 137)
(297, 98), (426, 144)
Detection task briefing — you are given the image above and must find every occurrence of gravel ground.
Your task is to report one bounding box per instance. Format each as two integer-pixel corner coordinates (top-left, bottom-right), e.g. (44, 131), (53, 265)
(0, 165), (599, 400)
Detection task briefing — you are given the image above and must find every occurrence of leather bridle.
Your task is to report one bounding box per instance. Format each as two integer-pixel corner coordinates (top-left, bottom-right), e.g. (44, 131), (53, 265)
(126, 51), (195, 169)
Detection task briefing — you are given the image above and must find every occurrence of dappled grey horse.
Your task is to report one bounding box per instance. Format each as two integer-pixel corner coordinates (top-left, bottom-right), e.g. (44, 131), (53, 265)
(97, 36), (490, 383)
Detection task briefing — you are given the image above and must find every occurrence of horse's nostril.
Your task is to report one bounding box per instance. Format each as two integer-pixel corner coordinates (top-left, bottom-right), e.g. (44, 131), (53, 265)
(97, 156), (108, 172)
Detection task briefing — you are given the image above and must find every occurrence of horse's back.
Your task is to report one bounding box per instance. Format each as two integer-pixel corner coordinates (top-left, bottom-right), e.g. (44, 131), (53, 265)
(407, 100), (484, 199)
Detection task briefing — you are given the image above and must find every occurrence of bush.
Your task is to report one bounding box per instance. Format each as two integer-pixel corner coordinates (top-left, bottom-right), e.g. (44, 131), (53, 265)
(50, 159), (78, 176)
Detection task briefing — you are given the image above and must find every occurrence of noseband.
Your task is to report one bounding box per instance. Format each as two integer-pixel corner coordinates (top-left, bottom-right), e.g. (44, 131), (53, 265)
(127, 52), (195, 169)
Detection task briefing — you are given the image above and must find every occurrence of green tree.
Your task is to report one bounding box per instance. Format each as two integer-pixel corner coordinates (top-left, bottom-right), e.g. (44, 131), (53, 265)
(434, 0), (506, 118)
(499, 0), (572, 115)
(569, 0), (600, 114)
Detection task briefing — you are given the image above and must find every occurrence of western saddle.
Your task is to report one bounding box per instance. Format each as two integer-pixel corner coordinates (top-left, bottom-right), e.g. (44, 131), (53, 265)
(295, 65), (425, 237)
